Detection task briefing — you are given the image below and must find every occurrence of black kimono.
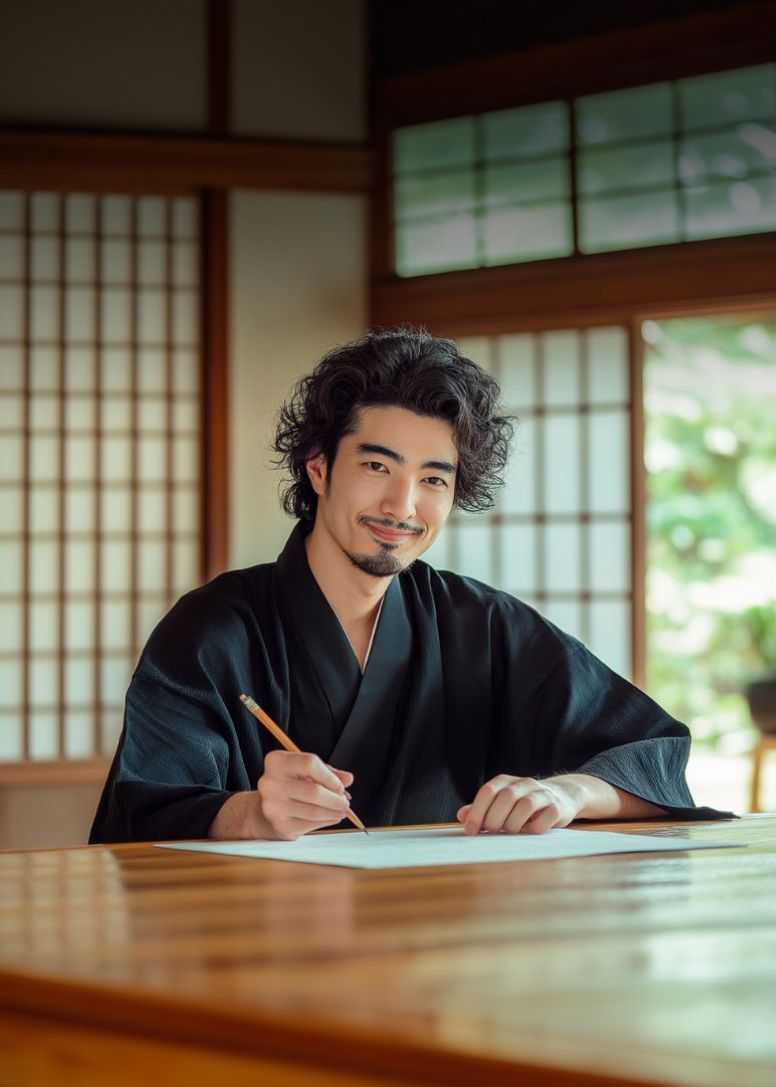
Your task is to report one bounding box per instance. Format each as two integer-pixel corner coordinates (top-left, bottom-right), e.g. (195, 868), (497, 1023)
(90, 525), (729, 843)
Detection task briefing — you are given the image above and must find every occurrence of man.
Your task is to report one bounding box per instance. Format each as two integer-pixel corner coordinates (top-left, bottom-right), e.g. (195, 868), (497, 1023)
(90, 329), (727, 843)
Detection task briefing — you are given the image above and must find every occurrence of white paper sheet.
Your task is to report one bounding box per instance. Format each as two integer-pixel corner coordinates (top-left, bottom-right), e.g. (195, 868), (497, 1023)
(155, 826), (740, 869)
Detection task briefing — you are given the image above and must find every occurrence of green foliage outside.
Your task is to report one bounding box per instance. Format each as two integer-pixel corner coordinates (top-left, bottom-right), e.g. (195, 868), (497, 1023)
(643, 316), (776, 754)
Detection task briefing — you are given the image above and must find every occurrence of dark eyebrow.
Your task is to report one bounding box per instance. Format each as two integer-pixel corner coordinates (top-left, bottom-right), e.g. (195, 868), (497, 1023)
(356, 443), (456, 475)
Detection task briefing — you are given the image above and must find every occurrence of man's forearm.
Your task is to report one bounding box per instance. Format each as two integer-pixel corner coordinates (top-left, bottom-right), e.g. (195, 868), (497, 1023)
(547, 773), (667, 821)
(208, 791), (271, 839)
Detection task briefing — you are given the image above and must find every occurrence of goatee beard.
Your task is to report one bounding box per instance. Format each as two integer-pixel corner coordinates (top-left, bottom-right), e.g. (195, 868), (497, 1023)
(345, 548), (406, 578)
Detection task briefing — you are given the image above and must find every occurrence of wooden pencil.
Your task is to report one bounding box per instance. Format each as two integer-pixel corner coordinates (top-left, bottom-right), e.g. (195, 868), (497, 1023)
(239, 693), (369, 834)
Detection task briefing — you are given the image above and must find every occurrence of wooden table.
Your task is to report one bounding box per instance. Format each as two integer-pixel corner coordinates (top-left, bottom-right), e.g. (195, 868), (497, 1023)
(1, 816), (775, 1087)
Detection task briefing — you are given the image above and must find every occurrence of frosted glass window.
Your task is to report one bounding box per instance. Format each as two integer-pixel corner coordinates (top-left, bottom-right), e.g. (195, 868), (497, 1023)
(65, 287), (95, 342)
(172, 397), (198, 431)
(544, 415), (581, 514)
(30, 435), (58, 481)
(0, 346), (23, 389)
(501, 524), (536, 594)
(65, 348), (95, 392)
(0, 393), (22, 428)
(498, 334), (536, 409)
(30, 347), (58, 391)
(0, 285), (24, 340)
(31, 286), (59, 340)
(65, 435), (96, 482)
(0, 235), (23, 279)
(138, 198), (166, 237)
(101, 488), (131, 533)
(30, 600), (59, 652)
(29, 712), (58, 759)
(542, 331), (580, 407)
(65, 489), (94, 533)
(102, 196), (131, 236)
(0, 660), (22, 708)
(173, 538), (199, 593)
(29, 395), (58, 429)
(456, 336), (495, 374)
(102, 348), (132, 392)
(394, 117), (476, 173)
(173, 436), (199, 483)
(589, 601), (631, 677)
(456, 522), (493, 584)
(139, 436), (167, 482)
(172, 350), (199, 394)
(394, 170), (475, 220)
(31, 194), (59, 232)
(102, 289), (132, 342)
(65, 658), (93, 703)
(65, 540), (94, 593)
(577, 141), (675, 195)
(577, 83), (673, 145)
(172, 199), (197, 239)
(29, 487), (58, 532)
(502, 416), (536, 515)
(679, 64), (776, 131)
(65, 601), (93, 651)
(482, 203), (572, 265)
(586, 328), (629, 404)
(545, 523), (582, 593)
(543, 599), (584, 642)
(138, 241), (166, 285)
(102, 436), (132, 481)
(139, 539), (166, 592)
(579, 191), (679, 253)
(484, 158), (569, 206)
(684, 177), (776, 240)
(0, 435), (22, 481)
(420, 531), (450, 571)
(137, 595), (168, 645)
(101, 540), (130, 592)
(138, 290), (165, 343)
(65, 712), (93, 758)
(65, 395), (95, 430)
(482, 101), (569, 160)
(3, 488), (23, 534)
(172, 242), (198, 286)
(100, 709), (123, 754)
(101, 240), (131, 285)
(66, 239), (95, 281)
(101, 396), (131, 431)
(0, 191), (24, 228)
(29, 539), (58, 594)
(0, 602), (22, 653)
(0, 541), (22, 593)
(395, 215), (478, 276)
(101, 656), (133, 703)
(30, 237), (59, 280)
(138, 350), (166, 393)
(589, 521), (630, 593)
(173, 487), (197, 534)
(679, 128), (776, 185)
(101, 600), (130, 651)
(0, 715), (23, 760)
(138, 398), (166, 433)
(589, 410), (629, 514)
(140, 486), (167, 532)
(65, 195), (95, 233)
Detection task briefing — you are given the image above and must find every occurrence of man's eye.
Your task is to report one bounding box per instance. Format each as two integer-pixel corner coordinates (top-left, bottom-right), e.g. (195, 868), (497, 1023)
(365, 461), (386, 472)
(426, 476), (447, 488)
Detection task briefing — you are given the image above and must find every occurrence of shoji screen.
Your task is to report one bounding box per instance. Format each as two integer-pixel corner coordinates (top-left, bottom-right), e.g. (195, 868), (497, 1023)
(424, 327), (634, 678)
(0, 191), (202, 764)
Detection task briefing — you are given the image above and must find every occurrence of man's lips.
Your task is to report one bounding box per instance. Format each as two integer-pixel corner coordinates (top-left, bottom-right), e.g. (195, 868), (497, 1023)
(366, 523), (419, 544)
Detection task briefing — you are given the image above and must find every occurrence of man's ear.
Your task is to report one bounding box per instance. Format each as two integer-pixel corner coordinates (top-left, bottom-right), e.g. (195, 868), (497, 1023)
(305, 453), (328, 496)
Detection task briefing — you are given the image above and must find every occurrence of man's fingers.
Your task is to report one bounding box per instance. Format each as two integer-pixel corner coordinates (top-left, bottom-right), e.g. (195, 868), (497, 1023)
(286, 779), (351, 814)
(282, 798), (350, 824)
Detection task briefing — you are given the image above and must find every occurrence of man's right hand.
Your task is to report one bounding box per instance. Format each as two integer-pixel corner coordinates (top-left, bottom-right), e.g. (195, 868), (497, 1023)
(208, 751), (354, 841)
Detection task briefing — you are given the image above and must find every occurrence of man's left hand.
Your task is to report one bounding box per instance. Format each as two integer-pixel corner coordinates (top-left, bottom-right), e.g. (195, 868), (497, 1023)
(457, 775), (584, 835)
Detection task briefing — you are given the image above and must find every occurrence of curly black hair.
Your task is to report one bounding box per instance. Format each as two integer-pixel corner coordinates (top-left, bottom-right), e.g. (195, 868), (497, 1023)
(272, 328), (514, 523)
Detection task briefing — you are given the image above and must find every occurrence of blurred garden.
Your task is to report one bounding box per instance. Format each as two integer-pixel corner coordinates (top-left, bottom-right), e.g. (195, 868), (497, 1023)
(643, 315), (776, 756)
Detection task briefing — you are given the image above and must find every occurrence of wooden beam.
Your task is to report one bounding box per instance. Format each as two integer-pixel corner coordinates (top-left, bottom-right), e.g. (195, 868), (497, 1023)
(370, 234), (776, 335)
(0, 129), (373, 194)
(379, 2), (776, 124)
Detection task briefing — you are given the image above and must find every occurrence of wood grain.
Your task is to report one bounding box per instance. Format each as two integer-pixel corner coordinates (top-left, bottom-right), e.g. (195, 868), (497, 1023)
(1, 817), (775, 1087)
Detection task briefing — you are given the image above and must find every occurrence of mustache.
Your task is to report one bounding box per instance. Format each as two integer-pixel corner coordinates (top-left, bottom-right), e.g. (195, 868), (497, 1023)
(358, 515), (424, 535)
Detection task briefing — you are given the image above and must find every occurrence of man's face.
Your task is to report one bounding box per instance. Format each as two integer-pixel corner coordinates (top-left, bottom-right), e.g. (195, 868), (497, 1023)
(306, 405), (458, 577)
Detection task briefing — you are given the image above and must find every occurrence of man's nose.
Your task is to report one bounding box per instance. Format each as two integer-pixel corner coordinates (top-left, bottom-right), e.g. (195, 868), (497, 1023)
(380, 477), (417, 522)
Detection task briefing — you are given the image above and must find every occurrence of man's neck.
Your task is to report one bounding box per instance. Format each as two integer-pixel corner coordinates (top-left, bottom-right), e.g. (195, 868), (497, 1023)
(304, 520), (391, 630)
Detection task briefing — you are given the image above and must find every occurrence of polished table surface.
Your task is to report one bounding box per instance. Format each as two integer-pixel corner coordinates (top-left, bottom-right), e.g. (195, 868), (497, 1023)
(1, 815), (775, 1087)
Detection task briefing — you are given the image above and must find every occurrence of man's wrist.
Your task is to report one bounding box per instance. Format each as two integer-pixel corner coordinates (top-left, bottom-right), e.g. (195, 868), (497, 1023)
(208, 791), (268, 839)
